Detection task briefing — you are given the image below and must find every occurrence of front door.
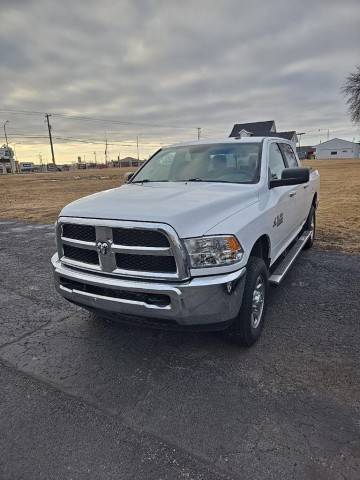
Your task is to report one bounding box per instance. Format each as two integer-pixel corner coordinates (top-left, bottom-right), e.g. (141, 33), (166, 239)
(267, 142), (296, 259)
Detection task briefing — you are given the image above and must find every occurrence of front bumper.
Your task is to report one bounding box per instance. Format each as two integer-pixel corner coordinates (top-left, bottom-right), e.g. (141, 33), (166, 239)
(51, 253), (246, 327)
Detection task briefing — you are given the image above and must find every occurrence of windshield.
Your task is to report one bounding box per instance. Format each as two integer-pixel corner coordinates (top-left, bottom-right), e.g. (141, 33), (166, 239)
(131, 143), (262, 184)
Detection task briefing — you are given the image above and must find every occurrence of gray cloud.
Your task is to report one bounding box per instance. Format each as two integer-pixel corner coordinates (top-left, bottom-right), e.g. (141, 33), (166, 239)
(0, 0), (359, 161)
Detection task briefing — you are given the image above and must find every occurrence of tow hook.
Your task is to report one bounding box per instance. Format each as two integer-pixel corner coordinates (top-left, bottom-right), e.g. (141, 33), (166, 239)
(226, 281), (234, 295)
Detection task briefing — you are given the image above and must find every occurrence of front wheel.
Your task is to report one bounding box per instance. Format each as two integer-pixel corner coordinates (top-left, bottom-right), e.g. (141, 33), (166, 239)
(227, 257), (269, 347)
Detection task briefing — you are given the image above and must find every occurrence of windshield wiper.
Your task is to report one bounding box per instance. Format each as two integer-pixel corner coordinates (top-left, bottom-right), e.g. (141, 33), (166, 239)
(184, 178), (235, 183)
(131, 179), (152, 183)
(131, 179), (170, 183)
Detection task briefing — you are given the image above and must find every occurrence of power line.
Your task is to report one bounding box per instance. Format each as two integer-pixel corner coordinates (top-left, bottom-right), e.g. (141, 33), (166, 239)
(0, 108), (198, 131)
(2, 108), (358, 138)
(7, 133), (164, 146)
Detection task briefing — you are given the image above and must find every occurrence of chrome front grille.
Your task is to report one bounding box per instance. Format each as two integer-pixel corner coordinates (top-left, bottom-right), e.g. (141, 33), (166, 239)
(115, 253), (176, 273)
(63, 244), (99, 265)
(112, 228), (169, 247)
(62, 224), (96, 242)
(57, 217), (188, 280)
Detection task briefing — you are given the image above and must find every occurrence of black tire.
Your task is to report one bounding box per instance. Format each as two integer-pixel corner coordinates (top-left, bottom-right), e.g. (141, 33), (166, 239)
(227, 257), (269, 347)
(303, 206), (316, 249)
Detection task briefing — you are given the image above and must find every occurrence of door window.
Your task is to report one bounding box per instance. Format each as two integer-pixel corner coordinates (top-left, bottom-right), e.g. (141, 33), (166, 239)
(280, 143), (299, 168)
(268, 143), (286, 180)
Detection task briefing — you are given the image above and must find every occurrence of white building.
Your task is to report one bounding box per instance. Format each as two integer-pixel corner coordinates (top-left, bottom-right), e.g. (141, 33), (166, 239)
(313, 138), (360, 159)
(0, 144), (17, 173)
(19, 162), (35, 173)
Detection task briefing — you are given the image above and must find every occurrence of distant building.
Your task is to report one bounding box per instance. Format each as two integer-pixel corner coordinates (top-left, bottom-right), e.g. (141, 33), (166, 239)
(229, 120), (276, 137)
(229, 121), (298, 143)
(112, 156), (144, 168)
(46, 163), (61, 172)
(297, 145), (316, 160)
(19, 162), (35, 173)
(313, 138), (360, 159)
(274, 131), (298, 143)
(0, 144), (17, 173)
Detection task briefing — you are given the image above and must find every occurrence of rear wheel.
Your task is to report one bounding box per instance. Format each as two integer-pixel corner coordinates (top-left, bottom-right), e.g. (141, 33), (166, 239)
(303, 206), (316, 249)
(227, 257), (268, 347)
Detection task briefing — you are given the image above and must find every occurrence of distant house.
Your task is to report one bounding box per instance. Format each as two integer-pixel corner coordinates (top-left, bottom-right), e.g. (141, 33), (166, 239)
(229, 121), (297, 143)
(229, 120), (276, 137)
(313, 138), (360, 159)
(273, 131), (298, 143)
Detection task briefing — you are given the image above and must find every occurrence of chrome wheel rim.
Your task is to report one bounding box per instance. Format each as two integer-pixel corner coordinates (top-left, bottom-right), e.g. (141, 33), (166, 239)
(310, 213), (315, 240)
(251, 275), (265, 329)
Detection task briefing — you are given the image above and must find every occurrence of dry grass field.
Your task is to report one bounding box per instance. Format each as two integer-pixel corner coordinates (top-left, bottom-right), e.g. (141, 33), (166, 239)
(0, 167), (135, 224)
(1, 160), (359, 253)
(303, 159), (360, 254)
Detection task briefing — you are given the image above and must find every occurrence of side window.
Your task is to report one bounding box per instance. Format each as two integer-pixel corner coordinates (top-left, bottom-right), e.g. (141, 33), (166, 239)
(268, 143), (286, 180)
(281, 143), (299, 168)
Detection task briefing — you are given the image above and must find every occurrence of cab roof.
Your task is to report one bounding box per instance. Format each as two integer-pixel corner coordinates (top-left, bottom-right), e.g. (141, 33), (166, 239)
(168, 136), (292, 148)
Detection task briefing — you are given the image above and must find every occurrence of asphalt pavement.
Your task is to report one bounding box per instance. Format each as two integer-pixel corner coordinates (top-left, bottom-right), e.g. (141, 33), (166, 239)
(0, 220), (359, 480)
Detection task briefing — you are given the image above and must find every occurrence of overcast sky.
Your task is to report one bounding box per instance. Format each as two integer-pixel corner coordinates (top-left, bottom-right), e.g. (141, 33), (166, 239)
(1, 0), (359, 163)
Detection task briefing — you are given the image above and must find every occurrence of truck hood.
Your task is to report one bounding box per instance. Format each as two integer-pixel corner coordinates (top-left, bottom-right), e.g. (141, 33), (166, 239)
(60, 182), (259, 238)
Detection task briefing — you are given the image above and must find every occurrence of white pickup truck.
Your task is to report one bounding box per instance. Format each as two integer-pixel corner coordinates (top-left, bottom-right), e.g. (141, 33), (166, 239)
(51, 137), (319, 346)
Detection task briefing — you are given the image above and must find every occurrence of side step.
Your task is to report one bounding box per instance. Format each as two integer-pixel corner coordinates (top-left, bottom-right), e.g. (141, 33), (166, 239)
(269, 231), (311, 285)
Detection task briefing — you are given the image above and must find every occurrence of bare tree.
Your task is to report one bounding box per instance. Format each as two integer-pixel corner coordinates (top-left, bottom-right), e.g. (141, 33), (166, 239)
(342, 65), (360, 124)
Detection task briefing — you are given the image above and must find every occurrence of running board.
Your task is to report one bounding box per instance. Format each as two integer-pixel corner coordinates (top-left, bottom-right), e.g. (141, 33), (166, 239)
(269, 231), (311, 285)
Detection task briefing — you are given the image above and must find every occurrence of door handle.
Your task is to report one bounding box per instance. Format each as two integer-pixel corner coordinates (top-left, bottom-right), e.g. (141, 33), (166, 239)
(303, 184), (309, 189)
(289, 191), (297, 197)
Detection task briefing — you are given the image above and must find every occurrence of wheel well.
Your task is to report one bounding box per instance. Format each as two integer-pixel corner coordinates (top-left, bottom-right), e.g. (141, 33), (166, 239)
(249, 235), (270, 267)
(312, 193), (318, 209)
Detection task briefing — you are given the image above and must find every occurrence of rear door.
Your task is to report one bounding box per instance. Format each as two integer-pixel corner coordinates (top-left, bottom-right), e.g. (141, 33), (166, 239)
(279, 143), (308, 232)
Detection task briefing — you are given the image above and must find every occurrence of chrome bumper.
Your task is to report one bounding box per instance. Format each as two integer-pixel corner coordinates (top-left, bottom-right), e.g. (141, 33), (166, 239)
(51, 254), (246, 326)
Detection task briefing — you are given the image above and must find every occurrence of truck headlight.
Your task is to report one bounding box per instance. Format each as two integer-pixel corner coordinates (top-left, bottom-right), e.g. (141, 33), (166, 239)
(183, 235), (243, 268)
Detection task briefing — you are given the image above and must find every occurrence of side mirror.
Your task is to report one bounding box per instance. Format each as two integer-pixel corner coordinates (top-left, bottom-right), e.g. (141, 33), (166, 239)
(270, 167), (310, 189)
(124, 172), (134, 183)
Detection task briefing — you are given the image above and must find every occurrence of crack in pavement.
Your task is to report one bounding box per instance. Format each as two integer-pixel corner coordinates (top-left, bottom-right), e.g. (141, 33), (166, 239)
(0, 358), (236, 480)
(0, 311), (76, 351)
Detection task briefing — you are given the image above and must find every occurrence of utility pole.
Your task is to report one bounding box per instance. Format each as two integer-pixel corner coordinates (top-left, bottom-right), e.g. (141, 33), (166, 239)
(296, 132), (306, 156)
(3, 120), (9, 147)
(93, 151), (97, 164)
(197, 127), (201, 140)
(105, 137), (108, 166)
(3, 120), (16, 173)
(136, 135), (139, 160)
(45, 114), (56, 164)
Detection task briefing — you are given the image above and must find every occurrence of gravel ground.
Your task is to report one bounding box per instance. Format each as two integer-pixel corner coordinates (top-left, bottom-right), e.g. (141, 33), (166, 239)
(0, 220), (359, 480)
